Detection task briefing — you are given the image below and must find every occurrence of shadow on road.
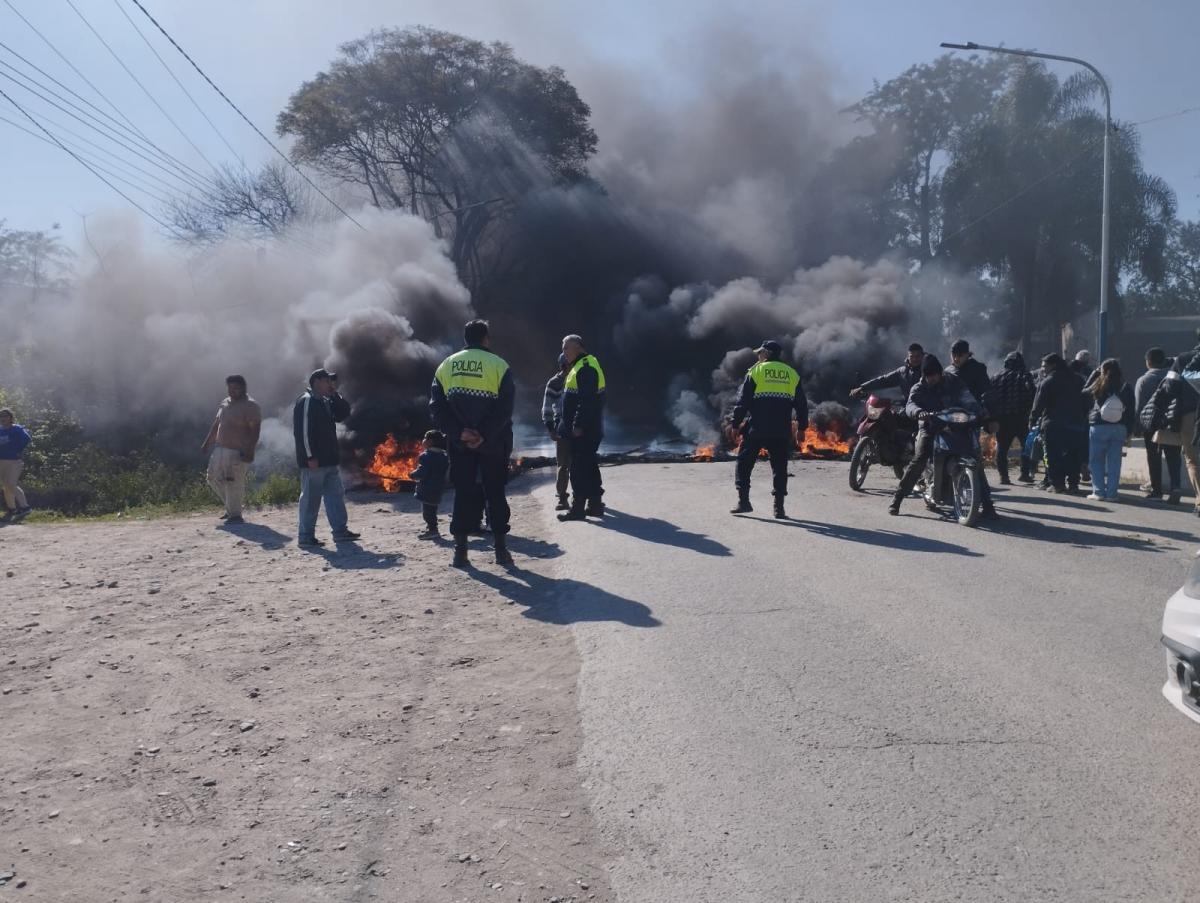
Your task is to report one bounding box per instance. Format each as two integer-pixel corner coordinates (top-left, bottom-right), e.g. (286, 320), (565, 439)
(217, 521), (291, 550)
(1000, 506), (1197, 544)
(592, 508), (732, 557)
(761, 517), (984, 557)
(468, 566), (662, 627)
(981, 512), (1168, 552)
(299, 541), (405, 570)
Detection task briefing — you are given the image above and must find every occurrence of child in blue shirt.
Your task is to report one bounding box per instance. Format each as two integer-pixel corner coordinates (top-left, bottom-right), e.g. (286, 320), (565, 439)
(409, 430), (449, 538)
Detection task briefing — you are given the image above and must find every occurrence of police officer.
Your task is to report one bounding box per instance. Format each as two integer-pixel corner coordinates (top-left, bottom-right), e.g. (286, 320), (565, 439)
(430, 319), (515, 567)
(558, 334), (607, 521)
(729, 340), (808, 519)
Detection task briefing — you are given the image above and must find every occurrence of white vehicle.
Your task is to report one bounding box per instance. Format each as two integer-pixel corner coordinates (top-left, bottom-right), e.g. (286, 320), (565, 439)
(1162, 553), (1200, 724)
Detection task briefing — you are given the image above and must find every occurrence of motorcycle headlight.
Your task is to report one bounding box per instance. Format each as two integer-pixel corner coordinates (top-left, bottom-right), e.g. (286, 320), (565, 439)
(866, 404), (884, 420)
(947, 411), (971, 424)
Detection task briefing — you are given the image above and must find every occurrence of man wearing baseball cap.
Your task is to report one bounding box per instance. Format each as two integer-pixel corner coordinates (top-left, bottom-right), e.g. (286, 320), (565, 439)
(292, 368), (360, 547)
(727, 339), (808, 519)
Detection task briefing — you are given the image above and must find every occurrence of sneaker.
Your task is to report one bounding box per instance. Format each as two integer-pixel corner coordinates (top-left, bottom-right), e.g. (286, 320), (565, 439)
(298, 536), (324, 547)
(998, 476), (1012, 486)
(332, 530), (361, 542)
(1168, 492), (1182, 505)
(219, 512), (230, 520)
(1106, 493), (1120, 502)
(1017, 474), (1035, 484)
(418, 528), (440, 540)
(887, 504), (900, 516)
(558, 509), (588, 522)
(584, 502), (606, 518)
(225, 515), (245, 525)
(555, 496), (571, 511)
(12, 506), (32, 519)
(1086, 493), (1103, 501)
(1144, 489), (1163, 500)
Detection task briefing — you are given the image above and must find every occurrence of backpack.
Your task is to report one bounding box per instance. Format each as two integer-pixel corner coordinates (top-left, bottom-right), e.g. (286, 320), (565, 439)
(1099, 394), (1125, 424)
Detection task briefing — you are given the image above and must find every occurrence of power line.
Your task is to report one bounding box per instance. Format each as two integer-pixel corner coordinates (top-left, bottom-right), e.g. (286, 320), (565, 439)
(63, 0), (221, 176)
(1, 0), (148, 142)
(127, 0), (366, 230)
(1133, 105), (1200, 128)
(111, 0), (247, 169)
(0, 37), (215, 189)
(0, 84), (173, 229)
(0, 61), (216, 195)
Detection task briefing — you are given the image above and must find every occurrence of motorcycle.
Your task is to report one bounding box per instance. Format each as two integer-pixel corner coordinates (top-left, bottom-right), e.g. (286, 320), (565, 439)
(848, 395), (915, 491)
(920, 407), (984, 527)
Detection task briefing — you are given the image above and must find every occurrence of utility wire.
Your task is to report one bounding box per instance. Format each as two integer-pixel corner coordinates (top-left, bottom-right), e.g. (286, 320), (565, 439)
(127, 0), (366, 230)
(63, 0), (220, 176)
(0, 62), (217, 195)
(1132, 105), (1200, 128)
(0, 84), (172, 229)
(1, 0), (149, 142)
(0, 37), (215, 188)
(0, 105), (198, 198)
(111, 0), (247, 169)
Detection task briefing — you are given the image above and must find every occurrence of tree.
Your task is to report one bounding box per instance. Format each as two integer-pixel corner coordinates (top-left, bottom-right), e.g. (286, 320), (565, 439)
(166, 162), (318, 244)
(0, 221), (73, 298)
(846, 54), (1009, 262)
(940, 61), (1175, 350)
(276, 26), (598, 294)
(1126, 220), (1200, 316)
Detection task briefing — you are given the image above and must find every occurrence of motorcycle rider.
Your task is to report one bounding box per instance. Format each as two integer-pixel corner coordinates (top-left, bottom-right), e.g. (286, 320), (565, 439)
(850, 343), (925, 404)
(888, 354), (998, 519)
(729, 339), (808, 519)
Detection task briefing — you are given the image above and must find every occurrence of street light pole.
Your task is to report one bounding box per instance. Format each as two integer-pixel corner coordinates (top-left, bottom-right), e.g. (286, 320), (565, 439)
(941, 41), (1111, 361)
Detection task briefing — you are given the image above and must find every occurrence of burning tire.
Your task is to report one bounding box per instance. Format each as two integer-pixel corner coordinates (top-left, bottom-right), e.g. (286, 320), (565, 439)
(951, 464), (981, 527)
(848, 437), (875, 491)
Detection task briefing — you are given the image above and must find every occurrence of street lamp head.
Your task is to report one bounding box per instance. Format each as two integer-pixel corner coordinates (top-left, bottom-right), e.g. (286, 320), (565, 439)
(940, 42), (979, 50)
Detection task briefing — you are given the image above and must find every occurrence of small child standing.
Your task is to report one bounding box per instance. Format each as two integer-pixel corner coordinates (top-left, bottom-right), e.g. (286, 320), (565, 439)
(410, 430), (449, 538)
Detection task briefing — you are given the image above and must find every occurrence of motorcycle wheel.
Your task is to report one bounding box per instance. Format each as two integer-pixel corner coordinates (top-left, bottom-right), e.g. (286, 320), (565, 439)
(952, 464), (981, 527)
(849, 436), (875, 491)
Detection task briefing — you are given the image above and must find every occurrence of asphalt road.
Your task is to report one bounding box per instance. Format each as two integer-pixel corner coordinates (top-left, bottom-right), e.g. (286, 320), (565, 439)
(542, 460), (1200, 903)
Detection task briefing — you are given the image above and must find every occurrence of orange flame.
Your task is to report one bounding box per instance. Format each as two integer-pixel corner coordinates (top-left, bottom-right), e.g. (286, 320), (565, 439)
(366, 434), (422, 492)
(798, 422), (851, 456)
(693, 444), (717, 461)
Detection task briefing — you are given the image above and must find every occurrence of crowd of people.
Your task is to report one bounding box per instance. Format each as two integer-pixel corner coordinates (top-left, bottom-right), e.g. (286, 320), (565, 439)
(851, 338), (1200, 516)
(8, 319), (1200, 547)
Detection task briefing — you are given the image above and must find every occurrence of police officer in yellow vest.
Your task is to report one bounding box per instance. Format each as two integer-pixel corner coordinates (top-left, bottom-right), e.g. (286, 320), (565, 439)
(557, 334), (607, 521)
(728, 339), (808, 519)
(430, 319), (515, 567)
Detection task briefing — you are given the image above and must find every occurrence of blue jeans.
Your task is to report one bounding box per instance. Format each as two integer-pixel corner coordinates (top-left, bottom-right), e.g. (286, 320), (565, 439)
(298, 465), (348, 538)
(1088, 423), (1126, 498)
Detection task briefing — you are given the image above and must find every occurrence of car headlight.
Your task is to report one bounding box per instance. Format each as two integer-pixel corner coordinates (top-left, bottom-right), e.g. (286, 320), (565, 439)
(866, 404), (884, 420)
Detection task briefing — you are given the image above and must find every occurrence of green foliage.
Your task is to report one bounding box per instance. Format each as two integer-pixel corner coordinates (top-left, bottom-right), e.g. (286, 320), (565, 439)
(247, 471), (301, 507)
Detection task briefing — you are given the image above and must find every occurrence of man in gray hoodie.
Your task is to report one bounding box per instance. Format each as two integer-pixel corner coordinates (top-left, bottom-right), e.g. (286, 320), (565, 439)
(1136, 347), (1180, 502)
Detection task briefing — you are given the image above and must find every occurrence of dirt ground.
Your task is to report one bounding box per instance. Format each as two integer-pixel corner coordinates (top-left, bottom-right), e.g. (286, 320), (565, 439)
(0, 474), (613, 902)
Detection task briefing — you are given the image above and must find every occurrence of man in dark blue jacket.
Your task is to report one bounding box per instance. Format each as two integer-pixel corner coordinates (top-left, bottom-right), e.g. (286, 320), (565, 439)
(293, 368), (359, 547)
(850, 343), (925, 402)
(889, 355), (996, 518)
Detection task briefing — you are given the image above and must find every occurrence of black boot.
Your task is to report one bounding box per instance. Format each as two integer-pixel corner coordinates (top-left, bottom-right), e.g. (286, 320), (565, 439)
(451, 535), (469, 568)
(558, 504), (587, 522)
(494, 532), (514, 566)
(773, 495), (786, 519)
(555, 494), (570, 511)
(730, 488), (752, 514)
(888, 488), (903, 516)
(585, 499), (606, 518)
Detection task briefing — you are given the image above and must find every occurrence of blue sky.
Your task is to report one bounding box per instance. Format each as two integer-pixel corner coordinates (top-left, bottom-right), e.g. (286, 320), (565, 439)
(2, 0), (1197, 245)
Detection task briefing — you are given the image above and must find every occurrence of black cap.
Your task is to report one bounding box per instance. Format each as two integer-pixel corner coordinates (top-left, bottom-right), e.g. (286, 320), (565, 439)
(922, 354), (944, 376)
(754, 339), (783, 357)
(309, 367), (337, 386)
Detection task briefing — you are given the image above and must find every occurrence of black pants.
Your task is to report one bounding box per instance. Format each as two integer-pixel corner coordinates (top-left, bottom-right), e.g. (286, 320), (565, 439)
(1042, 423), (1070, 488)
(995, 416), (1030, 481)
(735, 432), (790, 496)
(1145, 438), (1182, 494)
(568, 435), (603, 507)
(893, 430), (993, 507)
(421, 502), (439, 530)
(449, 450), (510, 537)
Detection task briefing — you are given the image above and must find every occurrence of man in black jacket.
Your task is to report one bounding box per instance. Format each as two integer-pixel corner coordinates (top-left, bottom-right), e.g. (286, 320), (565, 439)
(989, 351), (1036, 484)
(889, 355), (996, 517)
(850, 343), (924, 402)
(1029, 354), (1086, 493)
(946, 339), (991, 407)
(557, 334), (607, 522)
(293, 369), (360, 547)
(430, 320), (516, 566)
